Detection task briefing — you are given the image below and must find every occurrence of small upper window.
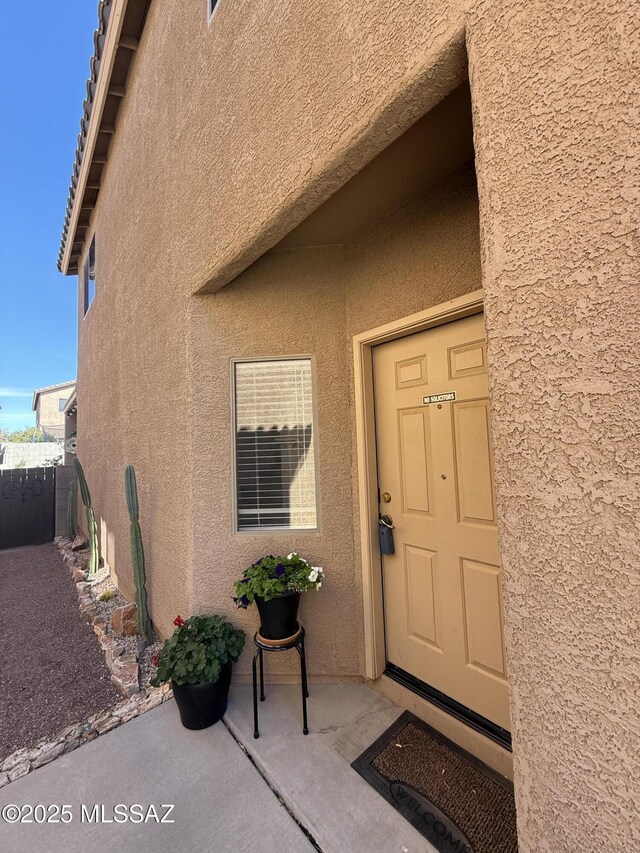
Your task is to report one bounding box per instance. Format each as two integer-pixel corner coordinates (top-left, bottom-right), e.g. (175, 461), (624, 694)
(208, 0), (220, 21)
(233, 358), (318, 532)
(58, 398), (68, 412)
(83, 236), (96, 316)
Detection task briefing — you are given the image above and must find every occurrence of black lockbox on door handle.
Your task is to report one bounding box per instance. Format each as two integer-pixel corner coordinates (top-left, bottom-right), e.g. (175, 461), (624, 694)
(378, 515), (395, 555)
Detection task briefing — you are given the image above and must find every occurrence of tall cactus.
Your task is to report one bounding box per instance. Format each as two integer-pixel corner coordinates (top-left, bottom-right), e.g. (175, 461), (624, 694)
(125, 464), (152, 642)
(73, 458), (99, 574)
(67, 479), (77, 541)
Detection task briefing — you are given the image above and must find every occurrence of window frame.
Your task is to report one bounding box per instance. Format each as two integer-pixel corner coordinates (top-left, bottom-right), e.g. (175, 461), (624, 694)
(58, 398), (68, 412)
(207, 0), (221, 25)
(82, 235), (96, 317)
(230, 355), (321, 536)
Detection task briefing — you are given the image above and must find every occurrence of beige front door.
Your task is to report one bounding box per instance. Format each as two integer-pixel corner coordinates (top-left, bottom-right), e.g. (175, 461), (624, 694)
(373, 313), (510, 731)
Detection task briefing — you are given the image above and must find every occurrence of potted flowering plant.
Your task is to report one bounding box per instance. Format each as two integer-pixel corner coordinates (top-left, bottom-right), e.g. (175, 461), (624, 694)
(151, 614), (245, 730)
(233, 553), (324, 640)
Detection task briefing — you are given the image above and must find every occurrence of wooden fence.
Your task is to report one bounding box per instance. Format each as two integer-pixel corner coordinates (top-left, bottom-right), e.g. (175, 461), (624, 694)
(0, 467), (56, 550)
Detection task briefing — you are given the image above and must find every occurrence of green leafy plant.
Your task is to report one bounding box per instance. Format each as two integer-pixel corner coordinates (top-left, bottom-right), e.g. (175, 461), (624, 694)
(73, 457), (99, 574)
(125, 464), (152, 641)
(151, 615), (245, 686)
(6, 426), (47, 443)
(233, 553), (324, 608)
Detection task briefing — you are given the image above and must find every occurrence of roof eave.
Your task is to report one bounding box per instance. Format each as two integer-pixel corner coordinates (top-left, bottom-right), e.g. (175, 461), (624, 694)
(32, 381), (77, 411)
(59, 0), (127, 276)
(59, 0), (151, 276)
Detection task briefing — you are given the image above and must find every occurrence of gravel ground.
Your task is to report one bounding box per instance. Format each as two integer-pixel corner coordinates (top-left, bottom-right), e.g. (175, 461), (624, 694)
(0, 543), (120, 761)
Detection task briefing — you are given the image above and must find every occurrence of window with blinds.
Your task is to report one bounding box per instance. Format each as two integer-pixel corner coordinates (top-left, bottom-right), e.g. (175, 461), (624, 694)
(234, 358), (318, 531)
(83, 235), (96, 316)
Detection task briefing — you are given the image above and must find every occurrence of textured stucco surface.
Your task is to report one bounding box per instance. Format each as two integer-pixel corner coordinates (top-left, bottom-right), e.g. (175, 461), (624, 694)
(99, 0), (468, 297)
(76, 234), (193, 633)
(76, 0), (475, 641)
(189, 246), (355, 677)
(70, 1), (639, 850)
(78, 165), (480, 677)
(36, 387), (72, 434)
(467, 2), (640, 850)
(189, 169), (481, 680)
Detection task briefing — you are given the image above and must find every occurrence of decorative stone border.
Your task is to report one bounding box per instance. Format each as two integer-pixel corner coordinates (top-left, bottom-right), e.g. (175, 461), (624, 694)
(0, 683), (173, 789)
(56, 537), (143, 697)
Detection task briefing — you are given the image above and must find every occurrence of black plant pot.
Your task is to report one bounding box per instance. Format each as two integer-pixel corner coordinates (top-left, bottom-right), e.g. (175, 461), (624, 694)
(255, 591), (301, 640)
(171, 662), (232, 730)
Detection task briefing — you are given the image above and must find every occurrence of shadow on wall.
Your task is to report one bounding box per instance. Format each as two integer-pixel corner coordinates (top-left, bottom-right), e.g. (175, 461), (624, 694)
(236, 425), (313, 529)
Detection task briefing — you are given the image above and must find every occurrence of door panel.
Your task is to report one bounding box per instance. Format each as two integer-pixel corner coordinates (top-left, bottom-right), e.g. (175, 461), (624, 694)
(398, 409), (433, 515)
(373, 313), (510, 731)
(452, 400), (497, 525)
(405, 544), (441, 650)
(461, 558), (507, 680)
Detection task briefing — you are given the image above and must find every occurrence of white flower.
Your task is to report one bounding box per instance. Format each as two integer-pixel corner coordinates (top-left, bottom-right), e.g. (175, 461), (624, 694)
(308, 569), (319, 583)
(287, 552), (296, 560)
(313, 566), (324, 574)
(317, 582), (322, 589)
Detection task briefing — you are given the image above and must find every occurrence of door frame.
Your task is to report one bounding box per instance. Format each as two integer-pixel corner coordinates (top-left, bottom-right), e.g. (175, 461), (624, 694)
(353, 289), (485, 680)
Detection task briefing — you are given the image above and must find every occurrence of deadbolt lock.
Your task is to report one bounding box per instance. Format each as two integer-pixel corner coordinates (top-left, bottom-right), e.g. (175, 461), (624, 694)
(381, 491), (392, 503)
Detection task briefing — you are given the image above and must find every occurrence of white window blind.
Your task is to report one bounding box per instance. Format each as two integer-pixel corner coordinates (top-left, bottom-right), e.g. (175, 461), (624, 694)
(234, 359), (317, 531)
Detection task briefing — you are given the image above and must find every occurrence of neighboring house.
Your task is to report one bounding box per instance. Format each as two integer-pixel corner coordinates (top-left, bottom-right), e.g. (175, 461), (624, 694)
(32, 381), (76, 441)
(56, 2), (638, 851)
(62, 387), (78, 466)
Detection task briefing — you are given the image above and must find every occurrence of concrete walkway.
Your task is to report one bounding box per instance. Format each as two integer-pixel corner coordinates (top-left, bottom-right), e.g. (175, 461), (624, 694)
(0, 683), (435, 853)
(226, 682), (435, 853)
(0, 701), (315, 853)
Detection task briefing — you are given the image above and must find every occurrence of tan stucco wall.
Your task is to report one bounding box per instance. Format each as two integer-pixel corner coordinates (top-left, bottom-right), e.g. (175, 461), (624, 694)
(189, 245), (355, 676)
(71, 1), (638, 850)
(188, 166), (481, 680)
(344, 166), (480, 338)
(76, 235), (193, 631)
(466, 2), (640, 850)
(96, 0), (468, 297)
(36, 386), (74, 435)
(79, 161), (479, 680)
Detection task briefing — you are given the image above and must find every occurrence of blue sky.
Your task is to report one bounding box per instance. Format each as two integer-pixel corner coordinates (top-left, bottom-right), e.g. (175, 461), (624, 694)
(0, 4), (97, 431)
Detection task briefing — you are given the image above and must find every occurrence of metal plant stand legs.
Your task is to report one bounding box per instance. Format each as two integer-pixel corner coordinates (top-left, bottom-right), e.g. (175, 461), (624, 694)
(252, 625), (309, 739)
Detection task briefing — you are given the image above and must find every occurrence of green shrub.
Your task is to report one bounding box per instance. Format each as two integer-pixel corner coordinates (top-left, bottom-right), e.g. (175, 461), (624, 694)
(151, 615), (245, 687)
(98, 590), (116, 602)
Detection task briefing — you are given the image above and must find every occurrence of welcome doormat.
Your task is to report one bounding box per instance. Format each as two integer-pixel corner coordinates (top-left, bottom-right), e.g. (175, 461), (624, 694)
(351, 712), (517, 853)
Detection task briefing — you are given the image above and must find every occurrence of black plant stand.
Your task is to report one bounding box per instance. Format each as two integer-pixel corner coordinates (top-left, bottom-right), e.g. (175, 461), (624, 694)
(252, 624), (309, 739)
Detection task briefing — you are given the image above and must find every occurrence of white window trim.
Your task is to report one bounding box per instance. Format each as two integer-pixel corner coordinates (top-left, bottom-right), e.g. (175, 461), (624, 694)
(82, 235), (96, 318)
(230, 355), (321, 536)
(207, 0), (221, 25)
